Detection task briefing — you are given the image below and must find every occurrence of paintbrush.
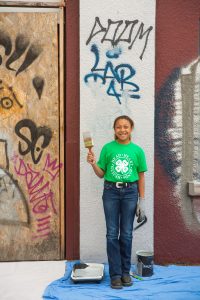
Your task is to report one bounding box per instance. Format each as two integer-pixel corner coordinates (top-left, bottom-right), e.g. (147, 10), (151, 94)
(83, 131), (94, 153)
(130, 271), (144, 280)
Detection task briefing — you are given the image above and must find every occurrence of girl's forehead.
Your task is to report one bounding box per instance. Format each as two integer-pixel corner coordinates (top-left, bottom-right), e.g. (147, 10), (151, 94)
(115, 119), (131, 126)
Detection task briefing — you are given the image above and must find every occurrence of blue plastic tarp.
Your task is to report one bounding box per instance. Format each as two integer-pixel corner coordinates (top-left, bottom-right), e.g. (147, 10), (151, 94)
(43, 261), (200, 300)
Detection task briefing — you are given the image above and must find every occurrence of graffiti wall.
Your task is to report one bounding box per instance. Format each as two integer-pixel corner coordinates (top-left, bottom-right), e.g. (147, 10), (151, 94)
(0, 9), (63, 261)
(155, 0), (200, 264)
(80, 0), (155, 262)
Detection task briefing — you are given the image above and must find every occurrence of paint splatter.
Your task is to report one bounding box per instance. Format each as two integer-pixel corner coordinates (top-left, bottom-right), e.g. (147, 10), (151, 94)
(106, 47), (122, 59)
(32, 76), (45, 99)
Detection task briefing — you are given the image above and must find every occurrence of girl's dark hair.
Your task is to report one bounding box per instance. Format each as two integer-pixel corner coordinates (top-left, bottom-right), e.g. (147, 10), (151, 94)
(113, 115), (134, 129)
(113, 115), (134, 140)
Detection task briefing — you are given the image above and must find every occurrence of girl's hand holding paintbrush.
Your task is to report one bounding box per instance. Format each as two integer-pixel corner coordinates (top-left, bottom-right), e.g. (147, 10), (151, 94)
(87, 149), (96, 165)
(83, 131), (104, 178)
(83, 131), (96, 164)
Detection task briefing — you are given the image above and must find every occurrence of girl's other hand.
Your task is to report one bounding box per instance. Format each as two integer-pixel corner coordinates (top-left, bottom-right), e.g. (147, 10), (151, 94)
(87, 150), (96, 165)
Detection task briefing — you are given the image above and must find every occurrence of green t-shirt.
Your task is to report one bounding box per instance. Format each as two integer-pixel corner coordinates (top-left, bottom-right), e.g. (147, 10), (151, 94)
(97, 140), (147, 182)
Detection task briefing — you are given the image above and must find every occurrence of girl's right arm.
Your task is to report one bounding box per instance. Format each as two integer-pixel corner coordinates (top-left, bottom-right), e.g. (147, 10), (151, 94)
(87, 150), (105, 178)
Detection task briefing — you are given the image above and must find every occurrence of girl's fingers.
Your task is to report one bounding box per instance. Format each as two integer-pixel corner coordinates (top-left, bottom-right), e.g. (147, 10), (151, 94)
(87, 156), (96, 164)
(87, 154), (95, 162)
(86, 151), (96, 165)
(87, 153), (95, 160)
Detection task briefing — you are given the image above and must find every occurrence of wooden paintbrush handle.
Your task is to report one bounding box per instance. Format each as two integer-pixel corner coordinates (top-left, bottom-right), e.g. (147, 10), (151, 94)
(88, 146), (93, 153)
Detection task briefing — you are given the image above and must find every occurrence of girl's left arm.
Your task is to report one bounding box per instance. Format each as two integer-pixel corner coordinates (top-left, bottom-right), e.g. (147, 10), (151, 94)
(138, 172), (145, 198)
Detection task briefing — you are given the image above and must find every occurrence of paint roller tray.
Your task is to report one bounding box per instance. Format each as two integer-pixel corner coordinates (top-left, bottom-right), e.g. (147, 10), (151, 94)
(71, 263), (104, 282)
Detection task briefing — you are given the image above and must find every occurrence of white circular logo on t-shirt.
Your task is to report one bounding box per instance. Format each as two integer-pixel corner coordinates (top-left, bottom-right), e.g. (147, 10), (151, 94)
(111, 154), (133, 180)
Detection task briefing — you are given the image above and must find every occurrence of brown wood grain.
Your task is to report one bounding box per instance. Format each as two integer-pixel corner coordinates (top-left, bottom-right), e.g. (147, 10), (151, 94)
(0, 10), (63, 261)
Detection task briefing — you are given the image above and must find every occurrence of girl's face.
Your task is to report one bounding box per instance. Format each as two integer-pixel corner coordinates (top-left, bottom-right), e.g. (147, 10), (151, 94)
(114, 118), (133, 144)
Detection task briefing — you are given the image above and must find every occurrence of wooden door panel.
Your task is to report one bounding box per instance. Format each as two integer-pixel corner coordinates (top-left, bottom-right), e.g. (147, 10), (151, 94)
(0, 10), (63, 261)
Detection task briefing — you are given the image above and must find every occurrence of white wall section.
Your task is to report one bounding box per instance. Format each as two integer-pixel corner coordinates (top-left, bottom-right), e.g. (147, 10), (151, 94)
(80, 0), (155, 263)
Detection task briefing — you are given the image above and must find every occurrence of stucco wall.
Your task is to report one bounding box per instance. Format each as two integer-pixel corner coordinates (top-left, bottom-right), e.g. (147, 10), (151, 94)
(80, 0), (155, 262)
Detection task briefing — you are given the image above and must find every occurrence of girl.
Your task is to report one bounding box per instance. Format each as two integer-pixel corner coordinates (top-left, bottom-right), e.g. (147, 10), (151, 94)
(87, 115), (147, 289)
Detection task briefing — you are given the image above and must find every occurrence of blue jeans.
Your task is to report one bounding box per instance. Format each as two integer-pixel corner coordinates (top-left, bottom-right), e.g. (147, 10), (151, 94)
(102, 181), (138, 279)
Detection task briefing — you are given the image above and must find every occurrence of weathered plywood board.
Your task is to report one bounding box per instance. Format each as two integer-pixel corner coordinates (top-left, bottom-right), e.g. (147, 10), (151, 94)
(0, 1), (65, 7)
(0, 11), (63, 260)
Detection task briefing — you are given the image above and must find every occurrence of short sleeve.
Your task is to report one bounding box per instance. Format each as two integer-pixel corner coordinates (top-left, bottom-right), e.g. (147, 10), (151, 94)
(97, 145), (107, 171)
(137, 148), (147, 172)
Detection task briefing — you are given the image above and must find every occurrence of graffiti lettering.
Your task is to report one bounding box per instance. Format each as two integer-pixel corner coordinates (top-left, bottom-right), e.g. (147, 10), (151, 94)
(43, 153), (62, 181)
(33, 215), (51, 239)
(12, 153), (62, 238)
(14, 159), (56, 213)
(86, 17), (153, 60)
(15, 119), (52, 164)
(84, 44), (140, 104)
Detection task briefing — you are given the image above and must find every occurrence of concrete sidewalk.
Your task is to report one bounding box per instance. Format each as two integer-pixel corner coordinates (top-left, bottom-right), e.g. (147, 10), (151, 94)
(0, 260), (66, 300)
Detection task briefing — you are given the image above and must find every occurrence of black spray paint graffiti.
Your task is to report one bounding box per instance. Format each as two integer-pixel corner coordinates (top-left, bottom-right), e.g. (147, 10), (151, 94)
(156, 59), (200, 183)
(0, 30), (12, 65)
(155, 59), (200, 227)
(84, 44), (140, 104)
(155, 68), (181, 183)
(15, 119), (52, 164)
(32, 76), (45, 99)
(86, 17), (153, 60)
(0, 30), (45, 99)
(0, 79), (23, 112)
(6, 34), (30, 73)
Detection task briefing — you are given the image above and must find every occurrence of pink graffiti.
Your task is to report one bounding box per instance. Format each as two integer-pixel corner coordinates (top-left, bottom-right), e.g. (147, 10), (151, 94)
(12, 153), (62, 239)
(32, 215), (51, 239)
(43, 153), (63, 181)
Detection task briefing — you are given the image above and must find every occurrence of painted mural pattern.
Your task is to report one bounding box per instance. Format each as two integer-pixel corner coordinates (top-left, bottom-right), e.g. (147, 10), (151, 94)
(0, 12), (61, 260)
(155, 58), (200, 227)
